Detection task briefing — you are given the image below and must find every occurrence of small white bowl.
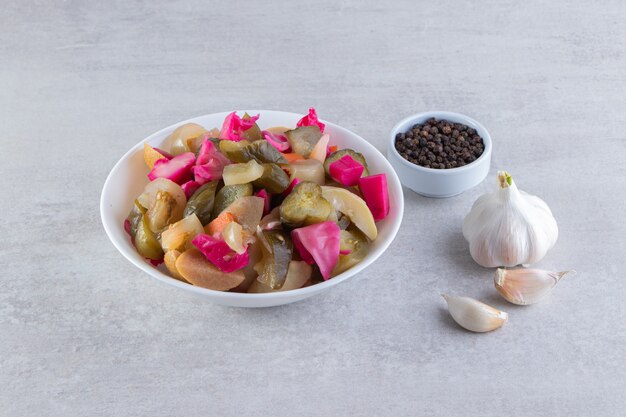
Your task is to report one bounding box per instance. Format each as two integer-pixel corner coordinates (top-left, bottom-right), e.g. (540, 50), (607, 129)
(101, 110), (404, 307)
(387, 111), (492, 198)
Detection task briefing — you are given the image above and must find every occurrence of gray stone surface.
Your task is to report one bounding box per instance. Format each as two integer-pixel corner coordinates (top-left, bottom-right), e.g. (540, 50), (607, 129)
(1, 0), (624, 415)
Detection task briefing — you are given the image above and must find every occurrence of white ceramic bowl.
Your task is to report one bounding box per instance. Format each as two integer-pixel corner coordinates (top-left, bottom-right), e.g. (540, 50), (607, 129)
(387, 111), (492, 198)
(101, 110), (404, 307)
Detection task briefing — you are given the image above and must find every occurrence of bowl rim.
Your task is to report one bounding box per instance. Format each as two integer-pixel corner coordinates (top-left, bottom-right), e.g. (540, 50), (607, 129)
(388, 111), (492, 175)
(100, 109), (404, 301)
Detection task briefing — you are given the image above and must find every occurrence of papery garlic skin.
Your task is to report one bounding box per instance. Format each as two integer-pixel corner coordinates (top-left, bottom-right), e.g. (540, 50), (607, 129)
(463, 171), (558, 268)
(495, 268), (573, 305)
(441, 294), (508, 332)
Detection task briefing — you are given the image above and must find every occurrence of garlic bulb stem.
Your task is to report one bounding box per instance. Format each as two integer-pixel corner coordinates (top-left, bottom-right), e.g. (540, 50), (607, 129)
(441, 294), (508, 333)
(494, 268), (574, 305)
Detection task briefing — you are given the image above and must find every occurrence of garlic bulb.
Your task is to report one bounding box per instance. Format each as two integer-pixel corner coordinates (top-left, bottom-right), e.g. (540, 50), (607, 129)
(441, 294), (508, 332)
(495, 268), (574, 305)
(463, 171), (558, 267)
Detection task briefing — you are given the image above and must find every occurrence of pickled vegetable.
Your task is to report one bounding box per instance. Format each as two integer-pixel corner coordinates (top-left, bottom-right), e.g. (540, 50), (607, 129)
(222, 221), (245, 254)
(253, 163), (290, 193)
(219, 112), (260, 142)
(143, 143), (169, 169)
(284, 125), (322, 157)
(279, 181), (331, 228)
(160, 214), (204, 252)
(324, 149), (369, 177)
(332, 227), (370, 276)
(135, 214), (164, 260)
(211, 183), (253, 219)
(296, 107), (325, 132)
(192, 140), (231, 184)
(163, 250), (186, 282)
(328, 154), (364, 186)
(256, 230), (293, 290)
(147, 152), (195, 184)
(291, 221), (340, 280)
(223, 196), (265, 232)
(289, 159), (325, 185)
(358, 174), (390, 221)
(219, 139), (251, 161)
(248, 260), (312, 293)
(192, 234), (249, 273)
(241, 112), (262, 141)
(183, 181), (218, 225)
(262, 130), (290, 152)
(146, 190), (184, 233)
(255, 189), (271, 215)
(309, 133), (330, 163)
(222, 159), (264, 186)
(175, 248), (246, 290)
(126, 199), (145, 239)
(321, 186), (377, 240)
(137, 178), (186, 218)
(168, 123), (208, 155)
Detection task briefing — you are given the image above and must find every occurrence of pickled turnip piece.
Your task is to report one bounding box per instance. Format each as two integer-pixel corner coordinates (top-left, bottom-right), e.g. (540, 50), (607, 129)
(291, 221), (340, 280)
(160, 214), (204, 252)
(358, 174), (389, 221)
(167, 123), (208, 155)
(147, 152), (195, 185)
(328, 154), (364, 186)
(175, 248), (245, 290)
(324, 149), (369, 177)
(309, 133), (330, 163)
(222, 160), (264, 186)
(191, 234), (249, 273)
(289, 159), (325, 185)
(222, 221), (246, 254)
(222, 196), (265, 232)
(164, 250), (186, 282)
(211, 183), (253, 219)
(296, 107), (325, 133)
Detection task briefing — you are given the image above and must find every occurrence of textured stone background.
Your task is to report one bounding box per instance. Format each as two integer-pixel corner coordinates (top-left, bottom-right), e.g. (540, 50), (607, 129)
(1, 0), (624, 416)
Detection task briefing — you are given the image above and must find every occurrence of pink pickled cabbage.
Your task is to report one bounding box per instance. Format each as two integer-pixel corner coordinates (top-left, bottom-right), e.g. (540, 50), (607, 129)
(358, 174), (390, 221)
(328, 154), (364, 186)
(181, 180), (201, 199)
(192, 233), (249, 273)
(147, 152), (195, 184)
(262, 130), (290, 152)
(219, 112), (260, 141)
(291, 221), (340, 280)
(192, 139), (231, 184)
(255, 189), (271, 215)
(296, 107), (325, 133)
(339, 249), (352, 255)
(124, 219), (132, 236)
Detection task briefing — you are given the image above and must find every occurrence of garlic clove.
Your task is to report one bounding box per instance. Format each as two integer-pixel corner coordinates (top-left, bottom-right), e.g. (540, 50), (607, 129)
(494, 268), (574, 305)
(441, 294), (508, 333)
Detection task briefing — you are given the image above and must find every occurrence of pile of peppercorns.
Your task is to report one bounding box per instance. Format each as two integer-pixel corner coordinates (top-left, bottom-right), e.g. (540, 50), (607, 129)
(394, 118), (485, 169)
